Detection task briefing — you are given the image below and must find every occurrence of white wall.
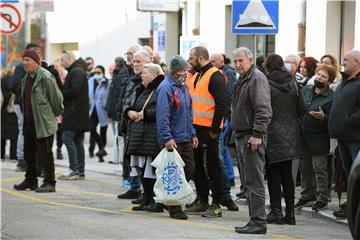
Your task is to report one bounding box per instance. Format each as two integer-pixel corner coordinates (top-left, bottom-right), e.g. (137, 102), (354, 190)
(354, 0), (360, 50)
(305, 0), (327, 59)
(199, 0), (226, 54)
(275, 0), (304, 58)
(46, 0), (150, 69)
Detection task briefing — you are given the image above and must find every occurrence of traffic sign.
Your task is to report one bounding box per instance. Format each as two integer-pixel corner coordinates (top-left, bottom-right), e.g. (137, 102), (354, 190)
(232, 0), (278, 34)
(0, 3), (22, 34)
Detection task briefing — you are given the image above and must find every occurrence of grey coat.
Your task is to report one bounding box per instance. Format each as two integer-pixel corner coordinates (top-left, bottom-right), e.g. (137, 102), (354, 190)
(231, 64), (272, 138)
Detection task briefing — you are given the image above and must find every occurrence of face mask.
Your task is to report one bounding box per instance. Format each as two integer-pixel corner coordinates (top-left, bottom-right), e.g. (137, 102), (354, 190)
(178, 75), (187, 82)
(93, 74), (103, 81)
(284, 63), (292, 74)
(314, 79), (326, 89)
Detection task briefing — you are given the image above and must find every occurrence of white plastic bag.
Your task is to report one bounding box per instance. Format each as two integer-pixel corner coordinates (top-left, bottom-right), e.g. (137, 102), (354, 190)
(151, 148), (196, 206)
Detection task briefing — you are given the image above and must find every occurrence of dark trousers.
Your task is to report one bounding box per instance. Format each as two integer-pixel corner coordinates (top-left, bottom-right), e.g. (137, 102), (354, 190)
(24, 122), (55, 185)
(266, 160), (294, 205)
(175, 141), (195, 181)
(193, 127), (224, 205)
(337, 139), (360, 176)
(89, 109), (108, 151)
(56, 124), (63, 150)
(1, 138), (17, 160)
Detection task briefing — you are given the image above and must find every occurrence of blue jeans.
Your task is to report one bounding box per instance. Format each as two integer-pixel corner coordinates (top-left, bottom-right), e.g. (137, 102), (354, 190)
(337, 140), (360, 175)
(219, 120), (235, 199)
(62, 131), (85, 175)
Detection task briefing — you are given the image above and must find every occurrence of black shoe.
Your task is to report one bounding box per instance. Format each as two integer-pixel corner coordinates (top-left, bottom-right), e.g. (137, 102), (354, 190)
(220, 199), (239, 211)
(13, 180), (38, 191)
(89, 152), (94, 158)
(312, 201), (328, 211)
(185, 197), (199, 209)
(117, 190), (141, 199)
(35, 183), (56, 193)
(15, 165), (26, 172)
(56, 149), (63, 160)
(294, 199), (313, 208)
(230, 180), (235, 187)
(236, 190), (248, 200)
(333, 203), (347, 219)
(132, 203), (147, 211)
(284, 216), (296, 225)
(169, 206), (188, 220)
(235, 221), (267, 234)
(266, 211), (284, 224)
(143, 202), (164, 212)
(98, 157), (105, 163)
(131, 195), (143, 204)
(96, 149), (108, 158)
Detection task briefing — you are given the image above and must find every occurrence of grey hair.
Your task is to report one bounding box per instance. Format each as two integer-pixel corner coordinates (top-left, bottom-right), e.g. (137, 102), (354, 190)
(134, 50), (151, 63)
(143, 63), (164, 76)
(233, 47), (253, 61)
(285, 54), (301, 65)
(62, 50), (76, 60)
(128, 44), (142, 53)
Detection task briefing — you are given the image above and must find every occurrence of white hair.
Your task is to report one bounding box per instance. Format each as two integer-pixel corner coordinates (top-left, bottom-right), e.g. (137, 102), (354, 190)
(285, 54), (301, 65)
(233, 47), (253, 61)
(143, 63), (164, 76)
(134, 50), (151, 63)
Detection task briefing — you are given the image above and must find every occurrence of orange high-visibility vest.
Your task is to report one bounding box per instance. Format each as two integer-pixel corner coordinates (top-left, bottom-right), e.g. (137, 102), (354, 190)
(186, 67), (224, 128)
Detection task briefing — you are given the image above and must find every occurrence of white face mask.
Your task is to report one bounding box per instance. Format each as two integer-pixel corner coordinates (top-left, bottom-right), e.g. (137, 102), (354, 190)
(284, 63), (292, 74)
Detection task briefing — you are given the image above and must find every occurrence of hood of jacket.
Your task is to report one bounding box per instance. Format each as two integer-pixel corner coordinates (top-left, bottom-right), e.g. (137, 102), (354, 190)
(268, 70), (294, 93)
(67, 57), (87, 72)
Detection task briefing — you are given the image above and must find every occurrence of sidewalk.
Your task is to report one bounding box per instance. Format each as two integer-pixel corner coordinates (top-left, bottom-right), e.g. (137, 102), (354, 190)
(54, 143), (348, 226)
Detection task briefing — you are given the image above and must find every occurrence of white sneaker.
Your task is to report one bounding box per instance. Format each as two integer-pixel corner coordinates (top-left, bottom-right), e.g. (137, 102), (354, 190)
(58, 171), (80, 180)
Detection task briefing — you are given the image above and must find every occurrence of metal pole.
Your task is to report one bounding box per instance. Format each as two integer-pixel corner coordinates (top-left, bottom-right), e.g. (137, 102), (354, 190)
(24, 0), (31, 44)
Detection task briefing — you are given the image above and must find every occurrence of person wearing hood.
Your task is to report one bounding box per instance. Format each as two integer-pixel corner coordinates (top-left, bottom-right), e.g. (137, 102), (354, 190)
(295, 64), (336, 211)
(88, 65), (111, 162)
(58, 51), (89, 180)
(264, 54), (305, 225)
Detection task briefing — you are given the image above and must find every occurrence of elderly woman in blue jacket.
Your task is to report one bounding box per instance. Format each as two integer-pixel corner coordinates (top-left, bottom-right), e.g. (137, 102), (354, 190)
(88, 65), (111, 162)
(156, 55), (198, 220)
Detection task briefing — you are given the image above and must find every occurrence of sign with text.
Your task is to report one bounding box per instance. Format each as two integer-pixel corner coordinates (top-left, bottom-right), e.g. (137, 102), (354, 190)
(137, 0), (179, 12)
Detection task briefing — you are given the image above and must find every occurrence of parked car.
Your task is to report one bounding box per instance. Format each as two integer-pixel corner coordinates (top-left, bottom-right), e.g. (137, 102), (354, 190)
(348, 151), (360, 240)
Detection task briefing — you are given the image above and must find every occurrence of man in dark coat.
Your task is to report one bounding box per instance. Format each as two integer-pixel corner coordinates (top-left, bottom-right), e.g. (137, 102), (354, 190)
(58, 51), (89, 180)
(329, 49), (360, 218)
(232, 47), (272, 234)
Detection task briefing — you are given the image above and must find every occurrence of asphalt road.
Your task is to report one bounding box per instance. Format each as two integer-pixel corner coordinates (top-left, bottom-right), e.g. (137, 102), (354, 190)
(1, 161), (352, 240)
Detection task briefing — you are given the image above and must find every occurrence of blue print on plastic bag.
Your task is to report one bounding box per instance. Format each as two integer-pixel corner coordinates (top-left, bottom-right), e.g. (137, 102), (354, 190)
(161, 161), (183, 195)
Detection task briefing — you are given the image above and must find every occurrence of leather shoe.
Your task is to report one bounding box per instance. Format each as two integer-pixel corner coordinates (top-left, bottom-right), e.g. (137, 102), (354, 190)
(13, 180), (38, 191)
(220, 199), (239, 211)
(35, 183), (56, 193)
(235, 221), (267, 234)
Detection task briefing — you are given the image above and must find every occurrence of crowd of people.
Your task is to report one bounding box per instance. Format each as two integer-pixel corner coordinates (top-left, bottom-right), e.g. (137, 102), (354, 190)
(1, 41), (359, 235)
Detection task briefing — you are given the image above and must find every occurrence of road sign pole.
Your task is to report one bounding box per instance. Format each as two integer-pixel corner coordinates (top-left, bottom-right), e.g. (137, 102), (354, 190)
(24, 0), (31, 44)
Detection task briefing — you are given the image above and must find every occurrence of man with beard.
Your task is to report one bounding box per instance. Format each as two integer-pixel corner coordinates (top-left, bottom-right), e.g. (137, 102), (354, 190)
(184, 46), (226, 218)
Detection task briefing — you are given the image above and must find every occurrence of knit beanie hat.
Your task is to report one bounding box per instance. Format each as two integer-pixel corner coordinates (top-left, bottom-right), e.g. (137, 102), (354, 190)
(22, 49), (40, 65)
(169, 55), (188, 74)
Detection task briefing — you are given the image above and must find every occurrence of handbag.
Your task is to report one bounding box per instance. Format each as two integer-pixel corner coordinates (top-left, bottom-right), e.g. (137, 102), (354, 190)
(6, 93), (15, 113)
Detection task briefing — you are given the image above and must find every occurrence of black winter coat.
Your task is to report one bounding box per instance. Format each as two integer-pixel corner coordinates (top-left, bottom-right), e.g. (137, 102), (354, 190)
(267, 70), (304, 164)
(106, 64), (134, 120)
(1, 75), (18, 140)
(61, 58), (89, 132)
(125, 75), (164, 157)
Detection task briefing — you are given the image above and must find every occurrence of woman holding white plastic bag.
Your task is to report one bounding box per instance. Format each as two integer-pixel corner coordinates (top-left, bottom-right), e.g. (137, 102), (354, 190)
(155, 55), (198, 220)
(124, 63), (164, 212)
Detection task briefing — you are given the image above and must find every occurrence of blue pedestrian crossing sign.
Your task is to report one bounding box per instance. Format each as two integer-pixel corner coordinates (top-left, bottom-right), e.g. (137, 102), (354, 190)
(232, 0), (279, 34)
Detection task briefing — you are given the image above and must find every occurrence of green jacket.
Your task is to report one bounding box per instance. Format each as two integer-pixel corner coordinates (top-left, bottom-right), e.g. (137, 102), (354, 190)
(20, 67), (64, 139)
(301, 85), (334, 155)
